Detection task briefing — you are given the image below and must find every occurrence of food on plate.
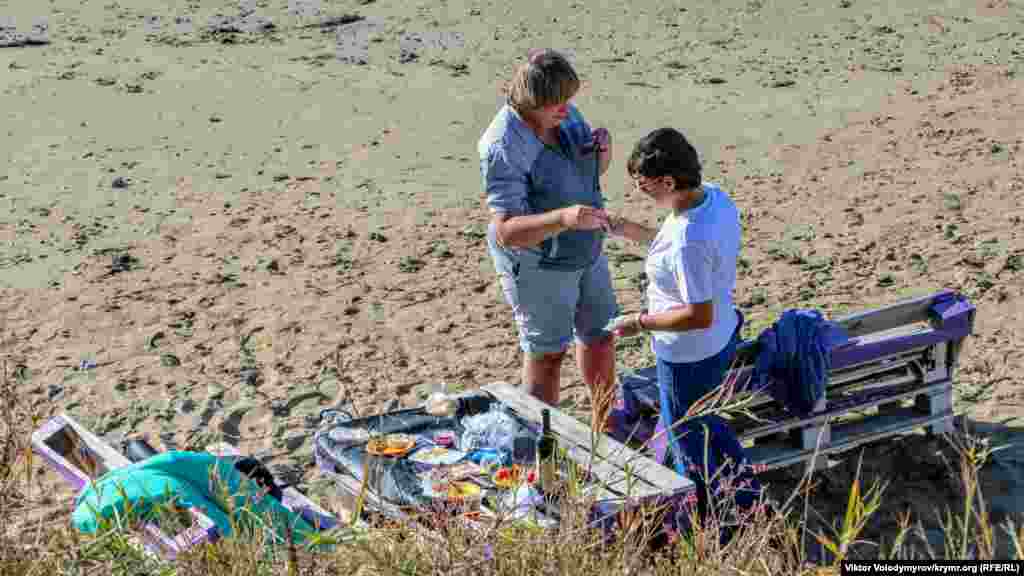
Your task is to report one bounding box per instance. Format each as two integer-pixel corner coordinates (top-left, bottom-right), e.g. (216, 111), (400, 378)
(365, 433), (416, 456)
(408, 446), (465, 466)
(445, 481), (482, 502)
(447, 461), (483, 480)
(428, 461), (482, 482)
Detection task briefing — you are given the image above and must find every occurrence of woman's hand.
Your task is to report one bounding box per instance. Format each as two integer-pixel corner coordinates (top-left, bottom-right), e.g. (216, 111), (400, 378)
(603, 213), (626, 237)
(559, 205), (610, 231)
(605, 313), (644, 338)
(603, 213), (657, 244)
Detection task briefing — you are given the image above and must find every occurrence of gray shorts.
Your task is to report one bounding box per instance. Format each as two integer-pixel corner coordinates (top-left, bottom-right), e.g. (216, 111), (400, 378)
(488, 226), (620, 356)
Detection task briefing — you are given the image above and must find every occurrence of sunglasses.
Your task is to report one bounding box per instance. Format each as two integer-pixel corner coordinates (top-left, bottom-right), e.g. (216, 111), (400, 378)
(631, 175), (668, 194)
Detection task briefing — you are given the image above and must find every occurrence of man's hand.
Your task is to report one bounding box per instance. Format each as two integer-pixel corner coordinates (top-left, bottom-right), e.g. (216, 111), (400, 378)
(592, 128), (610, 152)
(592, 127), (612, 176)
(559, 205), (610, 231)
(605, 313), (643, 338)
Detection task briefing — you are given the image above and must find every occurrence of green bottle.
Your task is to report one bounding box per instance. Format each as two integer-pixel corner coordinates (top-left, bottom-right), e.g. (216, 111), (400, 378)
(536, 408), (557, 492)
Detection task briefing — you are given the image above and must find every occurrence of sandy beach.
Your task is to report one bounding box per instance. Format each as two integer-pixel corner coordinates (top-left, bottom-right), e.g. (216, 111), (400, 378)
(2, 0), (1022, 552)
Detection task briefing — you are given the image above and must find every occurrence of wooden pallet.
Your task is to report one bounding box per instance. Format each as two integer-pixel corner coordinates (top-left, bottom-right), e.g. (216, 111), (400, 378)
(483, 382), (693, 502)
(31, 413), (341, 559)
(617, 291), (972, 472)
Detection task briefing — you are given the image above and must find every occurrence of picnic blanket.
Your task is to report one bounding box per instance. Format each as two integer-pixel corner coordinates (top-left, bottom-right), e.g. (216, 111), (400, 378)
(313, 399), (535, 511)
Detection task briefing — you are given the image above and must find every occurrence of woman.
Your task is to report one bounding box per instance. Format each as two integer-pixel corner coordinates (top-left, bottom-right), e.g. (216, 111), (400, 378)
(606, 127), (760, 521)
(478, 48), (619, 414)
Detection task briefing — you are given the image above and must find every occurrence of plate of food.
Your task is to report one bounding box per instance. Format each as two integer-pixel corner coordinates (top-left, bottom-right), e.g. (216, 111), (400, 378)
(408, 446), (465, 466)
(446, 479), (481, 498)
(365, 433), (416, 457)
(427, 461), (483, 483)
(327, 427), (371, 446)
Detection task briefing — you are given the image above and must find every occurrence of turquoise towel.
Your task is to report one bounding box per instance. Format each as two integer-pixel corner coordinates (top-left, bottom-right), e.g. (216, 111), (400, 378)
(72, 451), (316, 546)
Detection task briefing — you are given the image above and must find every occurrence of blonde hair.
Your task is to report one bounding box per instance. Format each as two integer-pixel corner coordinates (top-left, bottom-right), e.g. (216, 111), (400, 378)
(505, 49), (581, 113)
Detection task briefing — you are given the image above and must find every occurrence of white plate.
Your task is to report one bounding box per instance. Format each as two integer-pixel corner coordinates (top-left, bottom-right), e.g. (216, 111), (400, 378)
(327, 427), (370, 445)
(408, 446), (465, 466)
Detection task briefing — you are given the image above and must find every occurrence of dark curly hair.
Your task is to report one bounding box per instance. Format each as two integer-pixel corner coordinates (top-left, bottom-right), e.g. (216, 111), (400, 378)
(626, 128), (702, 191)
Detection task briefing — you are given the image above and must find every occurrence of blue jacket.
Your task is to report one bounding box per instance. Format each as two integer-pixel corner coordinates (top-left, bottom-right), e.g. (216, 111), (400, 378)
(752, 309), (849, 417)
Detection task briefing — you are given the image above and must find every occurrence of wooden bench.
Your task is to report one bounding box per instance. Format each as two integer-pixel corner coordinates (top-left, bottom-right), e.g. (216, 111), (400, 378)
(613, 290), (975, 472)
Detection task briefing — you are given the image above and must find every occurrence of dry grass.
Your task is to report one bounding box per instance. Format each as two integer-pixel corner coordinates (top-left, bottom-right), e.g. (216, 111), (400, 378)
(0, 357), (1020, 575)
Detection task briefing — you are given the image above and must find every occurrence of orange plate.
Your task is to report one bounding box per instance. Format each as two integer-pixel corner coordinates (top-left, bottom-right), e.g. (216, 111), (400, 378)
(365, 434), (416, 457)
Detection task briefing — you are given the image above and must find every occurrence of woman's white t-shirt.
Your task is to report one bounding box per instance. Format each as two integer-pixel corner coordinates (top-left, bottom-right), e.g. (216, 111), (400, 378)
(645, 182), (741, 364)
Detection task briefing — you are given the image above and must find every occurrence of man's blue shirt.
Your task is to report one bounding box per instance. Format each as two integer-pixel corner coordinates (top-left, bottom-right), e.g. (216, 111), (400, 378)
(478, 103), (605, 271)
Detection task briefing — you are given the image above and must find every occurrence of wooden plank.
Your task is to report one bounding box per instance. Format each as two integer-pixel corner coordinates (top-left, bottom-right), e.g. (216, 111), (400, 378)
(31, 412), (134, 478)
(734, 378), (947, 442)
(623, 345), (930, 416)
(484, 381), (668, 497)
(745, 407), (954, 470)
(206, 442), (345, 531)
(483, 382), (693, 498)
(30, 413), (213, 559)
(834, 291), (940, 337)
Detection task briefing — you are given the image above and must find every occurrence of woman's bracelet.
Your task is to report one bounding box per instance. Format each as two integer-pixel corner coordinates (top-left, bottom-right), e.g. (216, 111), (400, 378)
(609, 215), (625, 236)
(636, 312), (648, 331)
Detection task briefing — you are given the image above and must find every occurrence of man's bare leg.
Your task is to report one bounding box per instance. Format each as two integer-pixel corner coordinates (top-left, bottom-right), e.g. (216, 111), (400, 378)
(523, 351), (566, 406)
(577, 334), (616, 432)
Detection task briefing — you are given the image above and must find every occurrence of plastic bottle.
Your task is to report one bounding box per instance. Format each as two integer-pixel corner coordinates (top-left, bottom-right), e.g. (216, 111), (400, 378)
(425, 381), (458, 417)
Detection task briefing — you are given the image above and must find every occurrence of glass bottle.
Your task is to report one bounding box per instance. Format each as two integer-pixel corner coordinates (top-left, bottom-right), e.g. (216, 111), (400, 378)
(536, 408), (557, 492)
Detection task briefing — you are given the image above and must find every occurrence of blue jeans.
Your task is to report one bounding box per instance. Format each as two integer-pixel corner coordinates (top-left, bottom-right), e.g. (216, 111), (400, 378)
(656, 311), (760, 520)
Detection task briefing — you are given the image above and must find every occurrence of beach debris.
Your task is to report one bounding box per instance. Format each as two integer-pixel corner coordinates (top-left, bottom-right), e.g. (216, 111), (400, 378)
(398, 30), (465, 64)
(78, 359), (97, 371)
(334, 17), (382, 64)
(0, 16), (50, 47)
(47, 384), (64, 400)
(305, 14), (363, 30)
(241, 367), (261, 386)
(111, 176), (131, 188)
(206, 12), (275, 34)
(177, 397), (197, 414)
(109, 252), (138, 274)
(288, 0), (322, 18)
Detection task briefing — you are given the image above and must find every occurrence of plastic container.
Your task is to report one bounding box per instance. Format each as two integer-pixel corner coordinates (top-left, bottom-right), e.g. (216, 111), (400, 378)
(434, 431), (455, 447)
(124, 437), (159, 463)
(425, 393), (458, 417)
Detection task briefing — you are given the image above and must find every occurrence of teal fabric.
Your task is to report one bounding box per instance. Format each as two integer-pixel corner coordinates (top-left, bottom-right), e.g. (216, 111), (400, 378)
(72, 451), (316, 546)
